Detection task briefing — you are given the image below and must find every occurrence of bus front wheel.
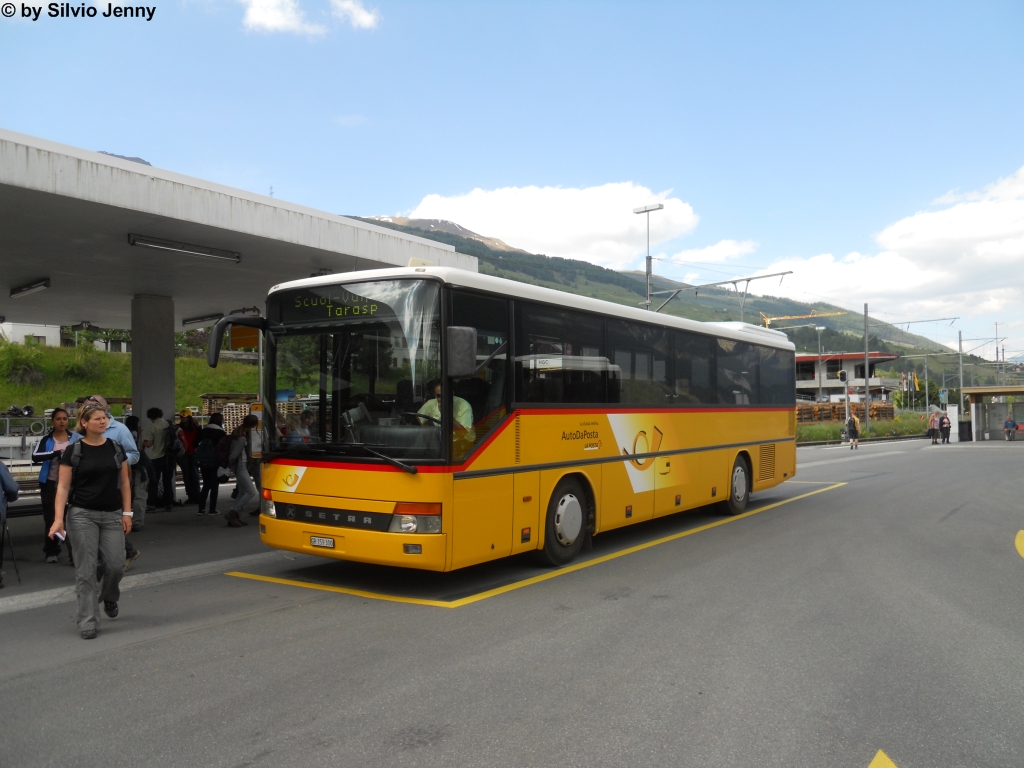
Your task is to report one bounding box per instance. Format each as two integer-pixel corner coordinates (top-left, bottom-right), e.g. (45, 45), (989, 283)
(538, 477), (587, 566)
(722, 456), (750, 516)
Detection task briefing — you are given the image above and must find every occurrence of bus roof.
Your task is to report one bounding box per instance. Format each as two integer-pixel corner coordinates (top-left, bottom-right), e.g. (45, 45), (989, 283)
(269, 266), (795, 351)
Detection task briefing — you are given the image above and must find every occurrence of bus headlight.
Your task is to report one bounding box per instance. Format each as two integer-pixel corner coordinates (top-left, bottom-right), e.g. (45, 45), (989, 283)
(261, 489), (276, 518)
(387, 515), (442, 534)
(388, 503), (442, 534)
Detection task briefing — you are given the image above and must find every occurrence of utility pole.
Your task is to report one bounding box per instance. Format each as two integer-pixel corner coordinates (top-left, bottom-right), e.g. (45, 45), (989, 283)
(958, 330), (964, 418)
(816, 326), (825, 403)
(924, 353), (929, 414)
(863, 303), (870, 434)
(633, 203), (664, 311)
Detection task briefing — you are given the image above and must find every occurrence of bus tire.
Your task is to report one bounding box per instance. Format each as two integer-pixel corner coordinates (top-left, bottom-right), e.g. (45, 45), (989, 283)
(722, 455), (750, 516)
(538, 477), (587, 566)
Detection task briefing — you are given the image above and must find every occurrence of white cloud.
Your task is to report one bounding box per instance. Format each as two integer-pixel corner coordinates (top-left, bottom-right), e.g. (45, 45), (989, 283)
(667, 239), (758, 265)
(752, 165), (1024, 337)
(331, 0), (379, 28)
(408, 182), (698, 269)
(240, 0), (325, 34)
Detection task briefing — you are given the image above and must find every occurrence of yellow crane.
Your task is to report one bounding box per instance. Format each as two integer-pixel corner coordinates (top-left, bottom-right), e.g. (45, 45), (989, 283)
(759, 310), (846, 328)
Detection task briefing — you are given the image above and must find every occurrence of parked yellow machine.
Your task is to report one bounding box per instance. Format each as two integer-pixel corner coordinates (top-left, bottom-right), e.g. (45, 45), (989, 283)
(210, 267), (796, 571)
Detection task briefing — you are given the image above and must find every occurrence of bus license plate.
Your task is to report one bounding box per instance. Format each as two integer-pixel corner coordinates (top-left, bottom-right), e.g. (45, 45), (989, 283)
(310, 536), (335, 549)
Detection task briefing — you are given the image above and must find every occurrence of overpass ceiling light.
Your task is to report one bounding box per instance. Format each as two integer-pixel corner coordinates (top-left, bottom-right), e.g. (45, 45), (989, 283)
(183, 313), (224, 328)
(129, 234), (241, 264)
(10, 278), (51, 299)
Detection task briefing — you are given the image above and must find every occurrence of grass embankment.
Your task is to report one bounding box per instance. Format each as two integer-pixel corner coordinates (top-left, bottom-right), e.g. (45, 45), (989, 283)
(0, 343), (257, 414)
(796, 415), (927, 443)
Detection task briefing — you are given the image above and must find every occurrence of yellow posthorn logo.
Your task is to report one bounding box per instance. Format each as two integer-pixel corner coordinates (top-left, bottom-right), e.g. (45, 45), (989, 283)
(623, 426), (663, 470)
(284, 473), (300, 487)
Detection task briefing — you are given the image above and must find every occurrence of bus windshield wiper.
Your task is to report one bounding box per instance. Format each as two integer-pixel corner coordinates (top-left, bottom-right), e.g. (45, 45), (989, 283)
(359, 445), (417, 474)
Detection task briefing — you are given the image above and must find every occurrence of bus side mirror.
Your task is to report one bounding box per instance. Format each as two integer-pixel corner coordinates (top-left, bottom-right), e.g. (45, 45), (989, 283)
(208, 315), (268, 368)
(447, 326), (477, 379)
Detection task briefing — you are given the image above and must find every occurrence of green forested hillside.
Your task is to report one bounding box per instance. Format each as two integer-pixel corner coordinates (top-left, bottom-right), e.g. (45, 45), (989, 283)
(0, 343), (257, 415)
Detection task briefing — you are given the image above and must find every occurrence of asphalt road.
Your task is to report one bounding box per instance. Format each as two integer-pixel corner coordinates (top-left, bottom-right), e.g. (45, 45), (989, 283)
(3, 440), (1024, 768)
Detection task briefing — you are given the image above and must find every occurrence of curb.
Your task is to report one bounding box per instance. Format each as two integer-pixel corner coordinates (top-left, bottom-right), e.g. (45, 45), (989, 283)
(0, 551), (282, 616)
(798, 434), (931, 447)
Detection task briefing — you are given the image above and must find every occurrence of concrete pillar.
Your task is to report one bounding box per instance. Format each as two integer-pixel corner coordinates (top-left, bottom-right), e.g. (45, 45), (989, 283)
(131, 295), (176, 421)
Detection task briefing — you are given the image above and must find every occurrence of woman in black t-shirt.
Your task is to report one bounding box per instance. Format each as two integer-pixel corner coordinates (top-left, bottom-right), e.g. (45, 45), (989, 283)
(48, 403), (132, 640)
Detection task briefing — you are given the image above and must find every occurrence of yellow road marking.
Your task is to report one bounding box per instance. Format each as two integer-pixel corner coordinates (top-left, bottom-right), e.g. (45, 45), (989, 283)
(1015, 530), (1024, 559)
(228, 482), (847, 608)
(868, 749), (899, 768)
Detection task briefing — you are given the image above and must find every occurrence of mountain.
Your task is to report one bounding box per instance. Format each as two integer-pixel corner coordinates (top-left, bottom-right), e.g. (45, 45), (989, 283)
(354, 216), (954, 358)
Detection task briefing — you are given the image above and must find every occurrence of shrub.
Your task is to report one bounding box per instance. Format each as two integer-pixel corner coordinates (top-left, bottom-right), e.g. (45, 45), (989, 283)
(0, 341), (44, 385)
(58, 348), (101, 380)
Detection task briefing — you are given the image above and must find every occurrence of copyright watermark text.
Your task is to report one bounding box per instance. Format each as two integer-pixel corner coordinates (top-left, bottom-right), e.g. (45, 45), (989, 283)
(2, 3), (156, 20)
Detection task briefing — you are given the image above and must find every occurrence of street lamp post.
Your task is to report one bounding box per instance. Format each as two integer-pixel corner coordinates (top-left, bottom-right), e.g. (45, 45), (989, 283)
(633, 203), (664, 311)
(815, 326), (826, 403)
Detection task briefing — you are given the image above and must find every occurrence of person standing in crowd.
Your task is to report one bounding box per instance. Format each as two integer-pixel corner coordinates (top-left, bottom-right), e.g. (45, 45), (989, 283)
(176, 410), (202, 505)
(143, 407), (176, 511)
(0, 458), (19, 590)
(32, 408), (73, 565)
(68, 396), (141, 570)
(195, 413), (227, 516)
(124, 415), (154, 533)
(929, 410), (941, 445)
(940, 412), (952, 445)
(48, 403), (132, 639)
(226, 414), (259, 528)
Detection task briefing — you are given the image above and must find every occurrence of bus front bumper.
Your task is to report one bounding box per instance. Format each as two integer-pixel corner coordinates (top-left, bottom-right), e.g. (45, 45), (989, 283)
(259, 515), (448, 571)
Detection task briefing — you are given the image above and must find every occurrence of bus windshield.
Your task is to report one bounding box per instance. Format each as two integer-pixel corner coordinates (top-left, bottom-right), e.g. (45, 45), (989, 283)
(269, 279), (443, 461)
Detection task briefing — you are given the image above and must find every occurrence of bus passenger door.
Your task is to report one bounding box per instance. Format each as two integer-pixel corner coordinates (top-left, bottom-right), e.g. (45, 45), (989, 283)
(452, 475), (513, 569)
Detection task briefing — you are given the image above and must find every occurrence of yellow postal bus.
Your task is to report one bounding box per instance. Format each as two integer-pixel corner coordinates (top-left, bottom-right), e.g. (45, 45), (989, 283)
(208, 267), (796, 570)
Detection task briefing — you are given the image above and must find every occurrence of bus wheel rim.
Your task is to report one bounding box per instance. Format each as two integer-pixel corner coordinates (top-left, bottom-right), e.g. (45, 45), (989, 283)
(732, 466), (746, 500)
(554, 493), (582, 546)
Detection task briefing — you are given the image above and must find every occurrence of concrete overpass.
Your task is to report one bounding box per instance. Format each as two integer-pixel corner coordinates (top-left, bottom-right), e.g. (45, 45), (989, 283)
(0, 128), (476, 418)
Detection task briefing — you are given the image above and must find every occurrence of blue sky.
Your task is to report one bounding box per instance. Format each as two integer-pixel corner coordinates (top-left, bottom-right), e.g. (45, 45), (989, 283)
(3, 1), (1024, 354)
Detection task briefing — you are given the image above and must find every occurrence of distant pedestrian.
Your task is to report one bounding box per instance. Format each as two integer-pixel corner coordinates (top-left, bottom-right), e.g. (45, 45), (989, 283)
(143, 407), (177, 510)
(0, 459), (20, 590)
(226, 414), (259, 528)
(176, 410), (202, 505)
(194, 413), (227, 516)
(49, 403), (132, 639)
(940, 412), (952, 444)
(846, 413), (860, 450)
(929, 411), (941, 445)
(32, 408), (73, 565)
(1004, 415), (1018, 441)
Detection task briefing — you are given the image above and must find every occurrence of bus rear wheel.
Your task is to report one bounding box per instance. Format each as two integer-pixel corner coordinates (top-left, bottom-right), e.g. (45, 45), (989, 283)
(722, 456), (750, 516)
(538, 477), (587, 566)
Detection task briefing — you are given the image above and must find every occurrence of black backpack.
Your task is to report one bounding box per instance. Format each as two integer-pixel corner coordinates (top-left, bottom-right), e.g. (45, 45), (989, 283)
(164, 420), (185, 458)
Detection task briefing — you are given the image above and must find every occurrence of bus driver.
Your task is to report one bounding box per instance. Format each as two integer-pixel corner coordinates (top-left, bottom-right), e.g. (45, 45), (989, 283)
(418, 380), (475, 442)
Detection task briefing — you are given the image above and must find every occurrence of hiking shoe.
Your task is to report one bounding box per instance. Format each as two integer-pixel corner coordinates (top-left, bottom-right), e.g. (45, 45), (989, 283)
(103, 601), (118, 619)
(125, 550), (141, 571)
(46, 555), (59, 563)
(81, 628), (97, 639)
(196, 508), (207, 515)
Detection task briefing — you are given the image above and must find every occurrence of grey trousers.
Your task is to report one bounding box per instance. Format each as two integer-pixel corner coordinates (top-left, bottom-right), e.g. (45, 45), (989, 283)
(132, 468), (148, 527)
(232, 463), (258, 513)
(67, 506), (124, 632)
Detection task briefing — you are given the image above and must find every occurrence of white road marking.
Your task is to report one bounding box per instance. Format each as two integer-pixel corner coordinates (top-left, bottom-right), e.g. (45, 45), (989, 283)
(798, 450), (906, 469)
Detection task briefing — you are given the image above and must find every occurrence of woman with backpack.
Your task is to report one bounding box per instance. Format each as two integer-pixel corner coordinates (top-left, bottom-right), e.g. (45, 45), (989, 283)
(32, 407), (73, 564)
(226, 414), (259, 528)
(176, 410), (202, 505)
(195, 413), (227, 516)
(48, 402), (132, 640)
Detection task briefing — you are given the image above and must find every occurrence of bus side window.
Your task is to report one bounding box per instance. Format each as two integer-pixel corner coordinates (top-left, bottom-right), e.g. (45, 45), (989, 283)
(514, 303), (605, 404)
(716, 338), (758, 405)
(758, 346), (796, 405)
(452, 290), (509, 461)
(607, 320), (672, 405)
(674, 331), (716, 404)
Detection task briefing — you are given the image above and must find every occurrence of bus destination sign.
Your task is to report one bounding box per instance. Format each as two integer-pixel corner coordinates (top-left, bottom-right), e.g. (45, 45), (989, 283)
(275, 287), (382, 323)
